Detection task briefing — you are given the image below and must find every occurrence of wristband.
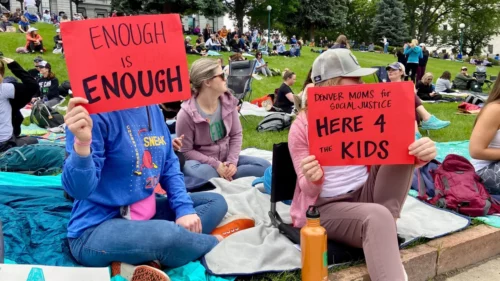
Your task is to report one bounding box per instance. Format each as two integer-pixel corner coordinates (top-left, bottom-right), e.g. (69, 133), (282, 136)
(75, 138), (92, 146)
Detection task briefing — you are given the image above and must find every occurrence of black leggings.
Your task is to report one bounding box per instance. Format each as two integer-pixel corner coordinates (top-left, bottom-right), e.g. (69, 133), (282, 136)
(28, 41), (44, 52)
(405, 63), (418, 83)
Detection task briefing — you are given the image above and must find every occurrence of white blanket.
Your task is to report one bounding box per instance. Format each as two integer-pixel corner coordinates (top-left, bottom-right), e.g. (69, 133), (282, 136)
(239, 102), (273, 117)
(202, 149), (470, 275)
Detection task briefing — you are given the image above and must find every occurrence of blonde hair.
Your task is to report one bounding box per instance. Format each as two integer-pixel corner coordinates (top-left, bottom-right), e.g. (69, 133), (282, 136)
(410, 39), (419, 48)
(282, 68), (295, 80)
(189, 58), (221, 91)
(421, 72), (433, 84)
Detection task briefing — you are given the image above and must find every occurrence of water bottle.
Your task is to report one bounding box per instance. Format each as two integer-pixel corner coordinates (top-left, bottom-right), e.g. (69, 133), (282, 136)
(301, 205), (328, 281)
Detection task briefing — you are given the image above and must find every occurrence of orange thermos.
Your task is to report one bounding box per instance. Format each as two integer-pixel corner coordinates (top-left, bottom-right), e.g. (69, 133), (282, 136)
(301, 205), (328, 281)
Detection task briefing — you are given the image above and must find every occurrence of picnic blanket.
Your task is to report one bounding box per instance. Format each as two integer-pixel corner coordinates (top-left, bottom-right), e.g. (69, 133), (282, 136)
(239, 102), (274, 117)
(435, 141), (471, 162)
(201, 148), (471, 275)
(0, 178), (233, 281)
(20, 124), (48, 136)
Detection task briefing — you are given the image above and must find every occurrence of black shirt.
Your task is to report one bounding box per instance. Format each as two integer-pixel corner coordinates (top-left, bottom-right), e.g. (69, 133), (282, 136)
(274, 83), (294, 113)
(419, 50), (429, 66)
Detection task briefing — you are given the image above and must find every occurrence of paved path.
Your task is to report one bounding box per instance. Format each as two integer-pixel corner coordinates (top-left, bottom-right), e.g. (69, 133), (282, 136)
(446, 256), (500, 281)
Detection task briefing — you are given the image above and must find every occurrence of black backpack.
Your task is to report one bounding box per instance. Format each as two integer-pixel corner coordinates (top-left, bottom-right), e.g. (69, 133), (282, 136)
(256, 113), (292, 132)
(30, 100), (65, 129)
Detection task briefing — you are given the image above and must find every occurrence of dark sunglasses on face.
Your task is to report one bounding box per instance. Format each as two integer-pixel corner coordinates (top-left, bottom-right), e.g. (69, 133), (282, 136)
(212, 73), (225, 81)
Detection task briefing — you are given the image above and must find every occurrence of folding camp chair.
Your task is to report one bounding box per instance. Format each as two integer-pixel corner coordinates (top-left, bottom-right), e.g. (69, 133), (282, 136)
(473, 72), (487, 92)
(371, 66), (389, 83)
(486, 75), (497, 90)
(227, 60), (257, 122)
(269, 142), (365, 265)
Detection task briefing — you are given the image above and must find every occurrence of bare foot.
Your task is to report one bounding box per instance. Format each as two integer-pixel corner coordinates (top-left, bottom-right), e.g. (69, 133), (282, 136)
(214, 235), (224, 242)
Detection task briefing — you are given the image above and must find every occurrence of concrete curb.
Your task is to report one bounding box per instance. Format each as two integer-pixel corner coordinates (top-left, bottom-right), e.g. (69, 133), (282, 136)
(329, 225), (500, 281)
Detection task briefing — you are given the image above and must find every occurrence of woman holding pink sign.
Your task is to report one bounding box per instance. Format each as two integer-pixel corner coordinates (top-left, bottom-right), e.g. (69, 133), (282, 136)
(289, 49), (437, 281)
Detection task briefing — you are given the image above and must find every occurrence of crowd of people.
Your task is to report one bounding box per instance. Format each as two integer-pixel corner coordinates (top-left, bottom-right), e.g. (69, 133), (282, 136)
(184, 24), (303, 58)
(2, 13), (500, 280)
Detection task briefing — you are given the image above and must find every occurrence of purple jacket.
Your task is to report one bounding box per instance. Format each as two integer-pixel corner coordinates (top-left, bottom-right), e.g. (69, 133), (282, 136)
(176, 92), (242, 169)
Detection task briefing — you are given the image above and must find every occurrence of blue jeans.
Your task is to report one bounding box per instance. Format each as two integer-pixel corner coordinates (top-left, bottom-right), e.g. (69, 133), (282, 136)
(68, 193), (227, 268)
(183, 155), (271, 181)
(384, 44), (388, 54)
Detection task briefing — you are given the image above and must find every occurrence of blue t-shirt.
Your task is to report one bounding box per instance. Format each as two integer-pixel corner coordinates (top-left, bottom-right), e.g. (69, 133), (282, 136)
(62, 106), (194, 238)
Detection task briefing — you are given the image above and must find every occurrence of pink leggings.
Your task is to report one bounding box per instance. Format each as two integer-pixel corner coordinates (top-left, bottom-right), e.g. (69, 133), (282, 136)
(315, 164), (414, 281)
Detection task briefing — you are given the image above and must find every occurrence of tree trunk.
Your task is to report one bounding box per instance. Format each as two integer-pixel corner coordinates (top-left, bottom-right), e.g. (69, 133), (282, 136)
(235, 0), (245, 31)
(309, 24), (315, 41)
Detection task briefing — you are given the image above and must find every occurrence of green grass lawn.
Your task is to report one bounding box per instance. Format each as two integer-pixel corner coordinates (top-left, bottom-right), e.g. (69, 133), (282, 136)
(2, 22), (498, 281)
(2, 23), (500, 150)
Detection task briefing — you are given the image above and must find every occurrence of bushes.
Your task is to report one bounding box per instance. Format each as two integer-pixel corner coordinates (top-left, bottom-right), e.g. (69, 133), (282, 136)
(487, 57), (499, 66)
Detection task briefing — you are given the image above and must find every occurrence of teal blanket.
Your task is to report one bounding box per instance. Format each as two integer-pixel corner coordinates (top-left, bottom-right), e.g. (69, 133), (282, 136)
(0, 172), (234, 281)
(435, 141), (470, 162)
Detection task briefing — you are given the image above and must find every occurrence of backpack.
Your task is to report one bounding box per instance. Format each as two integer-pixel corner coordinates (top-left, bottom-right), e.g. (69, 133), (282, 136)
(58, 81), (71, 97)
(256, 113), (292, 132)
(465, 93), (486, 105)
(30, 100), (65, 129)
(0, 143), (65, 175)
(426, 154), (499, 216)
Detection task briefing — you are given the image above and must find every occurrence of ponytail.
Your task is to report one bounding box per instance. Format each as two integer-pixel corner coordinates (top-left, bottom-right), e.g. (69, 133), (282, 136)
(282, 68), (295, 81)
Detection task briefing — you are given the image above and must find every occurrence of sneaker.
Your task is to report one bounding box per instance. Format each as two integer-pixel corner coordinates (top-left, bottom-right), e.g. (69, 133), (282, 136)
(211, 214), (255, 238)
(111, 262), (170, 281)
(420, 115), (450, 130)
(415, 131), (422, 140)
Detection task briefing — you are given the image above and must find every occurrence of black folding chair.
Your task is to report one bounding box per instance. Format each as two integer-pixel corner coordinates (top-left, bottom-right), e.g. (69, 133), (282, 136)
(268, 142), (364, 265)
(371, 66), (389, 83)
(227, 60), (257, 122)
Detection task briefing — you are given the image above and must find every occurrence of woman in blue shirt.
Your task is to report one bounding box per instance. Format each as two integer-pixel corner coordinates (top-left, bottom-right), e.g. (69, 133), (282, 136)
(18, 15), (30, 33)
(404, 39), (423, 83)
(62, 95), (249, 279)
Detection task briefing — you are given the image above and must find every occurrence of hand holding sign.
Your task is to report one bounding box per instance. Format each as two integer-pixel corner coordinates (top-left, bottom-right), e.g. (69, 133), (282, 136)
(61, 14), (191, 114)
(307, 82), (416, 166)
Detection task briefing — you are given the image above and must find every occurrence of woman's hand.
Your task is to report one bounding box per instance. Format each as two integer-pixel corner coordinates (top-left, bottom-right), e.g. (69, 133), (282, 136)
(409, 137), (437, 163)
(224, 163), (237, 181)
(65, 98), (92, 156)
(176, 214), (202, 233)
(300, 155), (323, 183)
(217, 162), (228, 178)
(173, 135), (184, 151)
(430, 92), (436, 97)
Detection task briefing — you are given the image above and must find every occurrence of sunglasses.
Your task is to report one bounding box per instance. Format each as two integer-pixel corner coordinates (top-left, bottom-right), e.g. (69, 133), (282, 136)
(212, 73), (225, 81)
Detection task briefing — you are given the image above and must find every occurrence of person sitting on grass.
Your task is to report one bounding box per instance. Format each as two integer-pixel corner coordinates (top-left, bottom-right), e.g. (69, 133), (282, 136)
(272, 69), (296, 113)
(416, 72), (442, 101)
(35, 61), (61, 107)
(470, 77), (500, 196)
(331, 34), (350, 49)
(176, 59), (270, 181)
(254, 51), (272, 77)
(18, 15), (30, 33)
(0, 57), (39, 153)
(62, 94), (255, 280)
(0, 15), (13, 32)
(53, 28), (63, 53)
(289, 48), (437, 281)
(453, 66), (476, 90)
(205, 34), (221, 52)
(25, 27), (44, 53)
(258, 38), (269, 55)
(386, 62), (450, 132)
(27, 56), (43, 80)
(435, 71), (455, 93)
(195, 34), (206, 53)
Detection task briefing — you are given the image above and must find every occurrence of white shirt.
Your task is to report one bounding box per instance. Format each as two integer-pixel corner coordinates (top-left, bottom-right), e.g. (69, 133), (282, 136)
(471, 130), (500, 171)
(24, 0), (35, 7)
(0, 83), (15, 142)
(320, 166), (368, 198)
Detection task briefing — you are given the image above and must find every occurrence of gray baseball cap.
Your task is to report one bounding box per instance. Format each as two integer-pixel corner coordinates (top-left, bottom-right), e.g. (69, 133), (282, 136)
(311, 49), (377, 83)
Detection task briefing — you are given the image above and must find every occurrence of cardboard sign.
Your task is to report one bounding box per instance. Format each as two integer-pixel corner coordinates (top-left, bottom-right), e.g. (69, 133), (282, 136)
(61, 14), (191, 114)
(307, 82), (416, 166)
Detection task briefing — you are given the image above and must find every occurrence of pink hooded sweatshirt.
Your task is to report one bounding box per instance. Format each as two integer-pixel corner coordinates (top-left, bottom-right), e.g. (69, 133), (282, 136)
(176, 92), (242, 169)
(288, 111), (324, 228)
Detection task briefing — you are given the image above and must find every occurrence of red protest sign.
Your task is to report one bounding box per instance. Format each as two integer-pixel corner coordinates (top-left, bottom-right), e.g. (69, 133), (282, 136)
(61, 14), (191, 114)
(307, 82), (416, 166)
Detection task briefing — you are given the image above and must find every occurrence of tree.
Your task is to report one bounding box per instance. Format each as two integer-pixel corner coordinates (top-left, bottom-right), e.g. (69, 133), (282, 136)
(372, 0), (408, 46)
(196, 0), (227, 19)
(297, 0), (348, 40)
(345, 0), (379, 44)
(402, 0), (458, 43)
(247, 0), (300, 34)
(440, 0), (500, 56)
